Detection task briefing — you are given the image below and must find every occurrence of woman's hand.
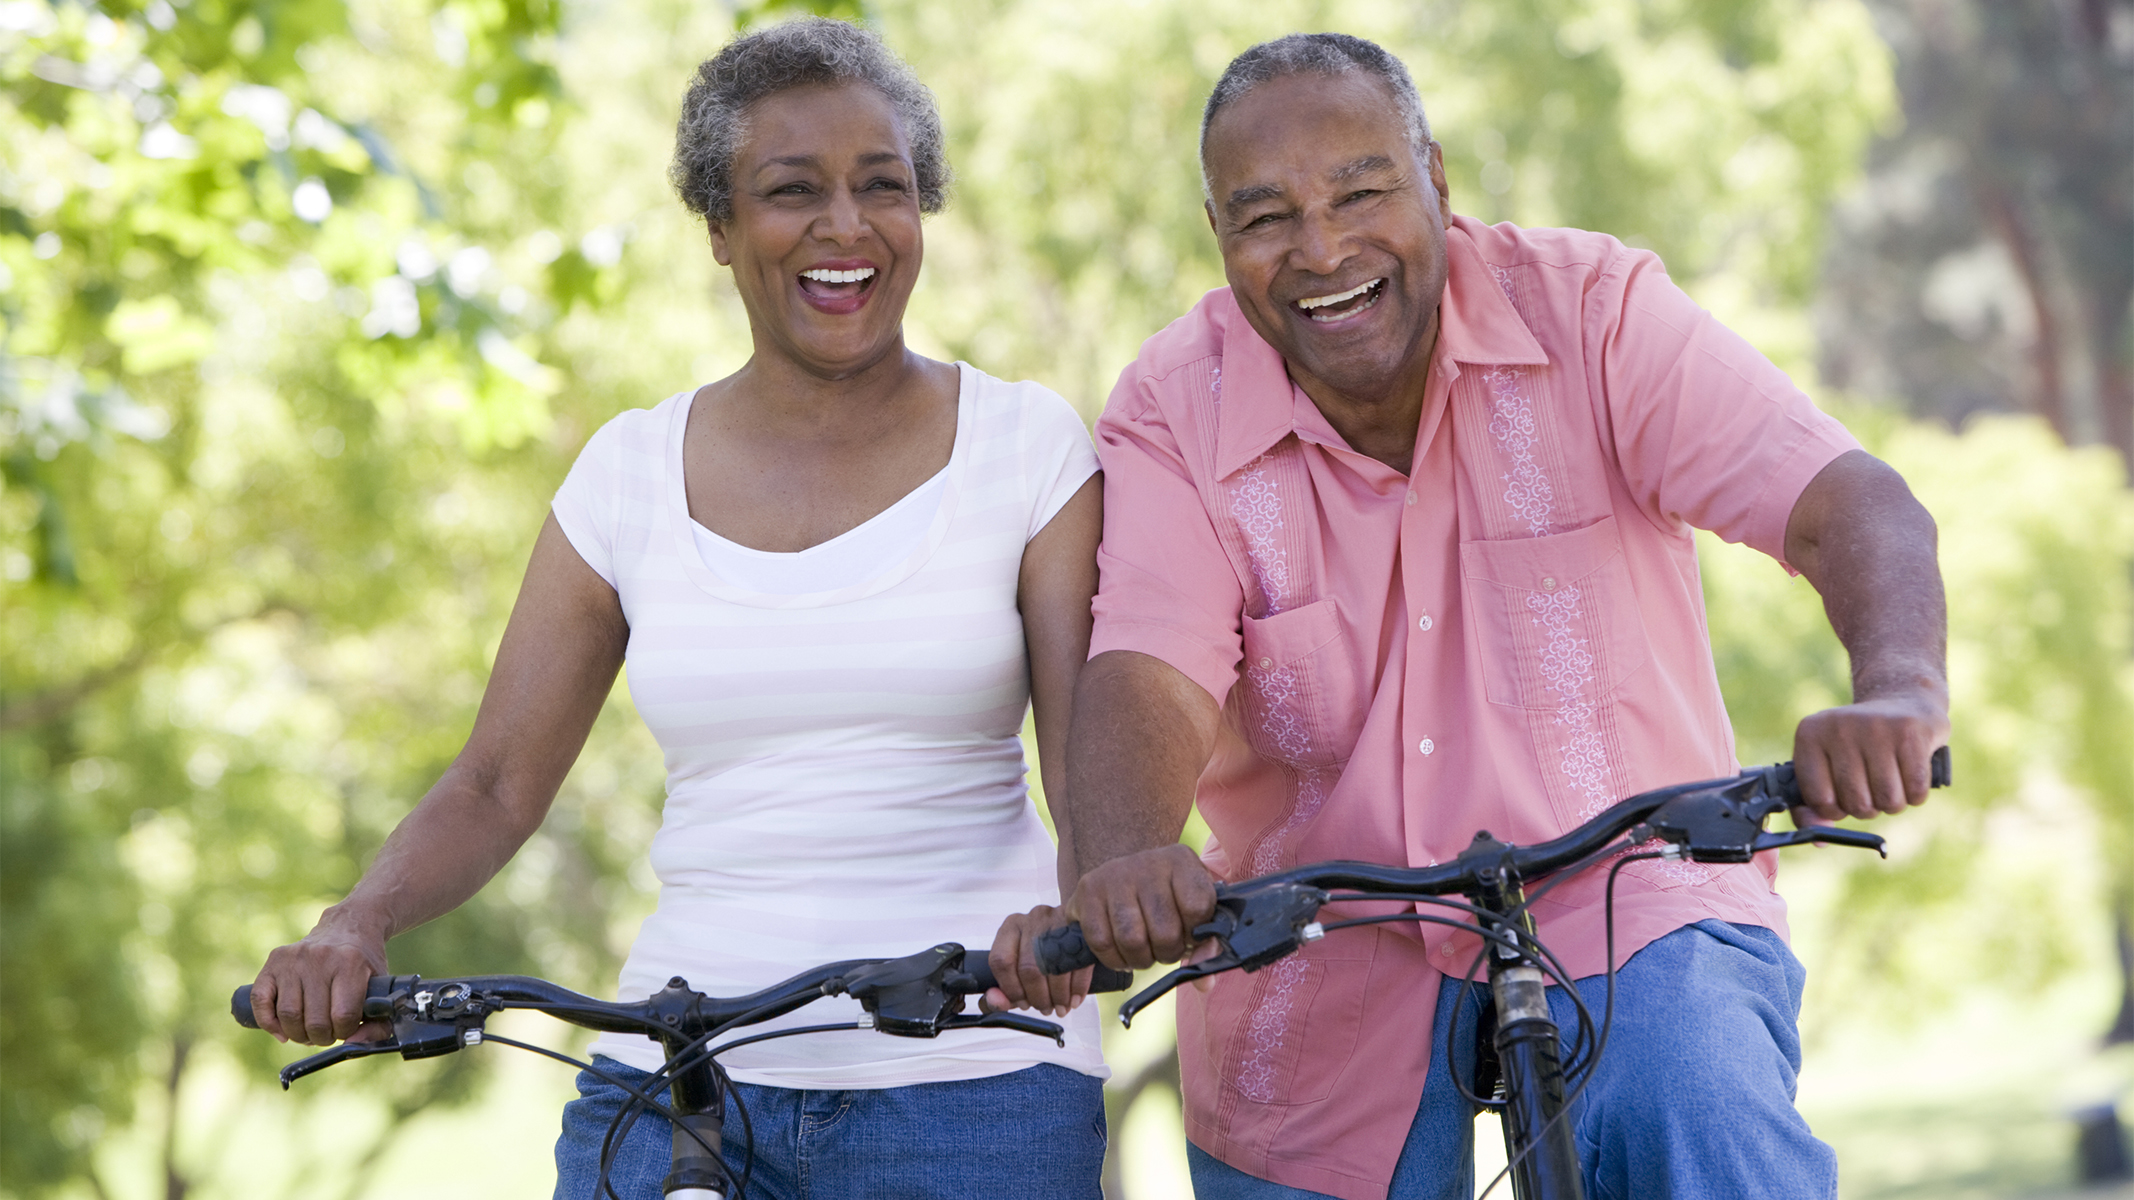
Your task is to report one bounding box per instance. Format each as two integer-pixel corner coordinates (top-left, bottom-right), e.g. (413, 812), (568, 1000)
(983, 904), (1092, 1018)
(249, 907), (391, 1046)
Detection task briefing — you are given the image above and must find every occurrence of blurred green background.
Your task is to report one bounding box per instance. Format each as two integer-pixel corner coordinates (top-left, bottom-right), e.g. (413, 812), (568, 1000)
(3, 0), (2130, 1196)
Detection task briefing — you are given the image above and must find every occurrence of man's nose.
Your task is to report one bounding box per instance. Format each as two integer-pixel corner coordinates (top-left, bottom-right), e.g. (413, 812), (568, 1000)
(1289, 211), (1353, 278)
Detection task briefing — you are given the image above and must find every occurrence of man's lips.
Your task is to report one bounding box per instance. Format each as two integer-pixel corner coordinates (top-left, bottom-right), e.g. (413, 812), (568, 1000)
(1292, 277), (1386, 324)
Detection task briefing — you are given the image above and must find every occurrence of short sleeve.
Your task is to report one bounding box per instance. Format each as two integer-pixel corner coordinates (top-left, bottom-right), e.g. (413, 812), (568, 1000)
(550, 412), (630, 590)
(1590, 252), (1861, 565)
(1087, 369), (1248, 706)
(1015, 382), (1101, 542)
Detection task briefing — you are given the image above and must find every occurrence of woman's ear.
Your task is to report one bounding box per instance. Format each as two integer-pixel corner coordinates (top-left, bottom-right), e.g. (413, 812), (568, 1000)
(708, 219), (731, 265)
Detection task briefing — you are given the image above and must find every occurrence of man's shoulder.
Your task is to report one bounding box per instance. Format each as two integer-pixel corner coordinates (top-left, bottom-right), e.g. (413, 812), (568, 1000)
(1451, 214), (1650, 283)
(1124, 287), (1235, 387)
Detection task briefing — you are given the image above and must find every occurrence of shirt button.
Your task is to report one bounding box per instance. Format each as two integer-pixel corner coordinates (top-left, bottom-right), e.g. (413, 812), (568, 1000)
(1257, 657), (1273, 669)
(1418, 738), (1435, 756)
(1418, 613), (1434, 632)
(1440, 942), (1454, 958)
(1542, 576), (1557, 590)
(1405, 491), (1417, 506)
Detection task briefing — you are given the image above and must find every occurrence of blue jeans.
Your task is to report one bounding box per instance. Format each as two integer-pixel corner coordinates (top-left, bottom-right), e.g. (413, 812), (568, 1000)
(1188, 921), (1837, 1200)
(553, 1060), (1106, 1199)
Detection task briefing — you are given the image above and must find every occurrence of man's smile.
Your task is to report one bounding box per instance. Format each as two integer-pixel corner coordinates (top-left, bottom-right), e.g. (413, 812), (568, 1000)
(1293, 277), (1385, 324)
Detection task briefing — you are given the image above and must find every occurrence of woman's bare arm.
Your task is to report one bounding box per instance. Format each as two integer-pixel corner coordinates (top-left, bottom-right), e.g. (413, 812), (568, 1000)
(987, 474), (1100, 1014)
(250, 515), (628, 1044)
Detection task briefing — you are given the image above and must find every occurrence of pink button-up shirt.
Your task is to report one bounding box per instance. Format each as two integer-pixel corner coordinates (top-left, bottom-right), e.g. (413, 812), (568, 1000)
(1088, 215), (1860, 1200)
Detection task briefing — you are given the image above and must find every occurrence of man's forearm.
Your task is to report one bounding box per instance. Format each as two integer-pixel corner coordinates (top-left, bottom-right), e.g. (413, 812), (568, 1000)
(1059, 649), (1221, 881)
(1784, 450), (1948, 701)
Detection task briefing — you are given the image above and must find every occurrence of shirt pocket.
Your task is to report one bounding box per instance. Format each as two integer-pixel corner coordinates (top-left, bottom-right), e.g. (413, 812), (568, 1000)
(1236, 598), (1367, 769)
(1458, 515), (1652, 710)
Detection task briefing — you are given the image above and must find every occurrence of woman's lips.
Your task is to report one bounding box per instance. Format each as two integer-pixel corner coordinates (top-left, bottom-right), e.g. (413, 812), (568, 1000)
(797, 265), (878, 315)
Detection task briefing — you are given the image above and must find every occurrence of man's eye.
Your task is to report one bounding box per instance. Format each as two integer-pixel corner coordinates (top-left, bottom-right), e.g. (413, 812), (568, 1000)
(1342, 189), (1380, 204)
(1241, 212), (1285, 230)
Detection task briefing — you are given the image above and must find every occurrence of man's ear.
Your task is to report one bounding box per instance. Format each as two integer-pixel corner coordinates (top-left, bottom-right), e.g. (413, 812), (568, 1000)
(1425, 140), (1450, 223)
(708, 219), (732, 265)
(1205, 200), (1218, 237)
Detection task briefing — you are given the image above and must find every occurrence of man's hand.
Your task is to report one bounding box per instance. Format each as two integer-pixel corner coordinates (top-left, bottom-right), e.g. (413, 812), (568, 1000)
(1063, 843), (1220, 970)
(1792, 689), (1950, 821)
(984, 904), (1091, 1017)
(249, 909), (390, 1046)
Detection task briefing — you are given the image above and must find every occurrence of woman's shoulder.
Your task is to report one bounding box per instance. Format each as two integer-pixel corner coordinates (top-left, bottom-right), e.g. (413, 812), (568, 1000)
(956, 363), (1091, 448)
(571, 389), (691, 463)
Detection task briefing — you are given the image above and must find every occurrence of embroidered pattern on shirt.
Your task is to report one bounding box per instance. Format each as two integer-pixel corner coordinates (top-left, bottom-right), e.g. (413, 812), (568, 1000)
(1235, 760), (1335, 1102)
(1229, 453), (1293, 616)
(1526, 585), (1612, 811)
(1489, 262), (1518, 305)
(1224, 447), (1334, 1101)
(1483, 366), (1555, 537)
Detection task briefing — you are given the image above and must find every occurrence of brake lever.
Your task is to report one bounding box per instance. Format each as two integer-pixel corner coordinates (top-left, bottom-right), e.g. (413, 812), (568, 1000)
(1117, 952), (1244, 1028)
(1751, 826), (1887, 857)
(1116, 880), (1331, 1027)
(938, 1010), (1066, 1046)
(277, 1038), (405, 1089)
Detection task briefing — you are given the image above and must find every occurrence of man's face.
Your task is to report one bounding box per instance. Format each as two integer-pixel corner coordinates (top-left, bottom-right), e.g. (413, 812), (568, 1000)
(1202, 71), (1451, 409)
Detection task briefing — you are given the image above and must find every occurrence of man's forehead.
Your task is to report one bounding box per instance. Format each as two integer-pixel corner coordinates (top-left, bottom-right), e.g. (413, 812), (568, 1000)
(1206, 73), (1415, 189)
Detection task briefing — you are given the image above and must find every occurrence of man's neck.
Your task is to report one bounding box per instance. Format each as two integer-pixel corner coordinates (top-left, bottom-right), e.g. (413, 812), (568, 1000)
(1289, 319), (1440, 474)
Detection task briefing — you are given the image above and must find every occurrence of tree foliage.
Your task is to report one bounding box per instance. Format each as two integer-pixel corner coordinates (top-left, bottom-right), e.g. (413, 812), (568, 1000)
(3, 0), (2126, 1196)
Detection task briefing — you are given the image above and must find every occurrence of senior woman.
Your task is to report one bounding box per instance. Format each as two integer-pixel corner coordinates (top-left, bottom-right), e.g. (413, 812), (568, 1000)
(248, 18), (1107, 1198)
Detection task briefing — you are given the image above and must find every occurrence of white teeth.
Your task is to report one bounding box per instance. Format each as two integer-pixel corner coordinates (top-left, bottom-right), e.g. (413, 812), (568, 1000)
(1297, 278), (1382, 310)
(801, 267), (876, 284)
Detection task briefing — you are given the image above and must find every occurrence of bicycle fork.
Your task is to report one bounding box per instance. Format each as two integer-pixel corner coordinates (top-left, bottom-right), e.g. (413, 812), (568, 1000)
(1473, 864), (1584, 1200)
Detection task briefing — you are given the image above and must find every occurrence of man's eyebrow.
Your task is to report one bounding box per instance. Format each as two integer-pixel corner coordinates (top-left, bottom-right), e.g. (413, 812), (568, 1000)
(1223, 183), (1285, 213)
(1330, 154), (1398, 183)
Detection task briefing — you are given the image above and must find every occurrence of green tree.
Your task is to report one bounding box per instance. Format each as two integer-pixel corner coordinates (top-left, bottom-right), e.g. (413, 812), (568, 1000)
(0, 0), (677, 1191)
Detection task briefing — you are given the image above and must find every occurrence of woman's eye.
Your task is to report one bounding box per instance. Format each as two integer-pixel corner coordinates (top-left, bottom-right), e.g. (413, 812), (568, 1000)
(864, 177), (909, 192)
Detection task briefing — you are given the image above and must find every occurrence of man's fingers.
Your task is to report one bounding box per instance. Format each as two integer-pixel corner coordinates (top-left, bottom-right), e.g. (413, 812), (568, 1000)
(329, 969), (369, 1042)
(251, 976), (286, 1043)
(1866, 749), (1909, 815)
(1792, 739), (1840, 821)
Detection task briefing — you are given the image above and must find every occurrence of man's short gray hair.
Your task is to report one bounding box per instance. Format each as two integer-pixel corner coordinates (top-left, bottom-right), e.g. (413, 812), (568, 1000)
(1200, 33), (1433, 197)
(671, 17), (950, 225)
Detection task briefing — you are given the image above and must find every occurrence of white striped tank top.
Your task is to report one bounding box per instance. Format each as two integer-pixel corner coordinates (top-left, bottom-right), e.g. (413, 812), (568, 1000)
(550, 362), (1106, 1086)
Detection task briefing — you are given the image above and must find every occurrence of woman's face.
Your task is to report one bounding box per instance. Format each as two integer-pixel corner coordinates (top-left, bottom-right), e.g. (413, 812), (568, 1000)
(711, 82), (924, 380)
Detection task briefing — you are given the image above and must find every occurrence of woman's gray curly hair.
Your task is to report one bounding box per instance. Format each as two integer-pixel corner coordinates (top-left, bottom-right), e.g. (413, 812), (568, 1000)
(671, 17), (950, 224)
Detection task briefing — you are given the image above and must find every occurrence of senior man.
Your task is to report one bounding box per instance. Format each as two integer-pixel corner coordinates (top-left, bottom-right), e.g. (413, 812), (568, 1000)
(1048, 32), (1948, 1200)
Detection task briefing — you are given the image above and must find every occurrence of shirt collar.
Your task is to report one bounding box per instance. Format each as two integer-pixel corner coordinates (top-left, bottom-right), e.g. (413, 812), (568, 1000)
(1212, 220), (1549, 479)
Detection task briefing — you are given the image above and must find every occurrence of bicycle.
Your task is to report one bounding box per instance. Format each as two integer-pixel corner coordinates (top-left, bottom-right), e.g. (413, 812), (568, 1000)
(1034, 750), (1953, 1200)
(233, 942), (1133, 1199)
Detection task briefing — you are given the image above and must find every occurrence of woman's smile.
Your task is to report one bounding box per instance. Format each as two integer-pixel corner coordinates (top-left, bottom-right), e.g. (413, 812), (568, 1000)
(797, 259), (880, 314)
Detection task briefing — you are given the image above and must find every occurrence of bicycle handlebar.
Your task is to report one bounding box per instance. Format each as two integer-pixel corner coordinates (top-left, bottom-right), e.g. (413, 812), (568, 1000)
(1037, 752), (1949, 1021)
(234, 941), (1134, 1088)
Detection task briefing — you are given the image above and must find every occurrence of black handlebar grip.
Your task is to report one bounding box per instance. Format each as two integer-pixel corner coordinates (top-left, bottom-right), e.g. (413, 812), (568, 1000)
(1034, 924), (1099, 975)
(959, 947), (1133, 995)
(232, 985), (258, 1029)
(1930, 746), (1952, 789)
